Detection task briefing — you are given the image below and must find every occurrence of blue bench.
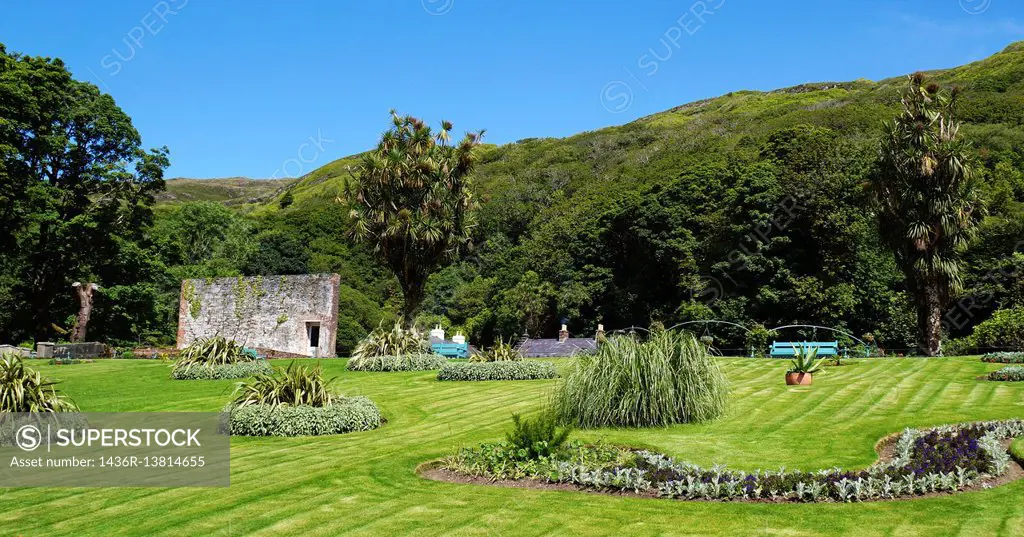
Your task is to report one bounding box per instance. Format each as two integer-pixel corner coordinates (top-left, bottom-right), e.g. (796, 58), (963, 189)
(242, 347), (265, 360)
(431, 342), (468, 358)
(769, 341), (843, 358)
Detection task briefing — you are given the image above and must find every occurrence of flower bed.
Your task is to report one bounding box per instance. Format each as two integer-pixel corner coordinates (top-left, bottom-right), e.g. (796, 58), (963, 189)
(982, 352), (1024, 364)
(171, 361), (273, 380)
(437, 420), (1024, 502)
(346, 353), (448, 372)
(224, 396), (384, 436)
(437, 360), (558, 381)
(988, 366), (1024, 382)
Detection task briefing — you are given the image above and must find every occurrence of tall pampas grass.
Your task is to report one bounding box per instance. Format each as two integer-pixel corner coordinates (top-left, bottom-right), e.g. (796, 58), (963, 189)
(551, 330), (727, 428)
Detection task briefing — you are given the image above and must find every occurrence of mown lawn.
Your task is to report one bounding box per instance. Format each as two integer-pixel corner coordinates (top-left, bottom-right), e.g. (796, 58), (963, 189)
(1, 357), (1022, 536)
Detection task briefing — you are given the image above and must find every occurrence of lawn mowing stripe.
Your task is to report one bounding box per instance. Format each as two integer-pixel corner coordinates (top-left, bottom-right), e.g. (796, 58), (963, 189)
(4, 357), (1024, 537)
(146, 486), (351, 537)
(758, 379), (864, 432)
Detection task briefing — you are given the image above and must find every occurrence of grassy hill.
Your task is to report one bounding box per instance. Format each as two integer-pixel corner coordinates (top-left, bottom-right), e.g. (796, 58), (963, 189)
(157, 177), (296, 206)
(253, 41), (1024, 215)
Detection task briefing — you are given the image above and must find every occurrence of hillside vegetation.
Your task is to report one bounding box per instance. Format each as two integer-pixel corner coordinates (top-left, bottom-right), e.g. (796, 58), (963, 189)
(49, 42), (1024, 354)
(216, 42), (1021, 353)
(263, 42), (1024, 213)
(157, 177), (295, 206)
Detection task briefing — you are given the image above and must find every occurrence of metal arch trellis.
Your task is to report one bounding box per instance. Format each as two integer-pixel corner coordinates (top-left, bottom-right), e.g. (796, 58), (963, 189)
(606, 322), (870, 353)
(607, 326), (651, 336)
(609, 321), (753, 337)
(669, 320), (753, 334)
(768, 324), (871, 349)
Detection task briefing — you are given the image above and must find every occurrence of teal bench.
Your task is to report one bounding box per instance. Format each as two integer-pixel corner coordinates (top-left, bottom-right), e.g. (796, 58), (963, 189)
(769, 341), (842, 358)
(431, 342), (468, 358)
(242, 347), (265, 360)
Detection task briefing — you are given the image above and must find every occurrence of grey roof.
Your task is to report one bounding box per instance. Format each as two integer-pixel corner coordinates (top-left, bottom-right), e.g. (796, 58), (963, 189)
(516, 338), (597, 358)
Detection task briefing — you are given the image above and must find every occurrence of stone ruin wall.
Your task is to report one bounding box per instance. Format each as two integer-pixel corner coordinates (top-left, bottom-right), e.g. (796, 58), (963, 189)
(176, 274), (339, 357)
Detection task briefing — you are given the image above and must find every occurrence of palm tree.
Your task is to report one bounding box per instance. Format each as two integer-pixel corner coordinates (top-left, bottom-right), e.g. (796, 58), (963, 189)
(872, 74), (983, 356)
(346, 111), (484, 323)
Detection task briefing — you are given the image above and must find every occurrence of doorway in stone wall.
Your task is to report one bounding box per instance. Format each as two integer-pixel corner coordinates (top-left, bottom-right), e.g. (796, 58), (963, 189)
(306, 322), (321, 357)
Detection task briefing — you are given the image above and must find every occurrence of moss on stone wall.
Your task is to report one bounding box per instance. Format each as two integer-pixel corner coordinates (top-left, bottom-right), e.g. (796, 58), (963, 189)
(182, 281), (201, 318)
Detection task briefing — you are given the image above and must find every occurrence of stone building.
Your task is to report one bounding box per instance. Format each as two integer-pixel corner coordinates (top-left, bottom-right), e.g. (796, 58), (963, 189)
(176, 274), (340, 357)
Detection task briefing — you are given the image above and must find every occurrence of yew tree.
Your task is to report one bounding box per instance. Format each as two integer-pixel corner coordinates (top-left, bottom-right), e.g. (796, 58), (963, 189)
(347, 112), (484, 323)
(872, 74), (982, 356)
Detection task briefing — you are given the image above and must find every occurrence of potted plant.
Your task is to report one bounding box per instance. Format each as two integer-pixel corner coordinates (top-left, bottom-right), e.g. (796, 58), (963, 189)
(786, 344), (824, 386)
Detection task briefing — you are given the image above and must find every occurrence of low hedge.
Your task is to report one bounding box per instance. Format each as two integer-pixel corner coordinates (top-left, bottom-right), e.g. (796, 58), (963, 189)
(981, 352), (1024, 364)
(346, 353), (448, 372)
(171, 361), (274, 380)
(988, 366), (1024, 382)
(437, 360), (558, 381)
(224, 396), (384, 436)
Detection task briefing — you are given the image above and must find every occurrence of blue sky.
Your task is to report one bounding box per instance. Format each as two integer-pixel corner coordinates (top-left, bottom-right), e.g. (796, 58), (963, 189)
(2, 0), (1022, 178)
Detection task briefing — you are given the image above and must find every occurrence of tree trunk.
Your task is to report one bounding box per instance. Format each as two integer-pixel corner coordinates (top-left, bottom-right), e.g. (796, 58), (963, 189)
(400, 280), (424, 327)
(31, 277), (53, 344)
(916, 280), (943, 356)
(70, 282), (98, 343)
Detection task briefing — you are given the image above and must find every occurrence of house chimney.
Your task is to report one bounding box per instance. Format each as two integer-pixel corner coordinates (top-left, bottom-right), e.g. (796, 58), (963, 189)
(558, 324), (569, 343)
(452, 332), (466, 344)
(595, 323), (605, 342)
(429, 325), (445, 341)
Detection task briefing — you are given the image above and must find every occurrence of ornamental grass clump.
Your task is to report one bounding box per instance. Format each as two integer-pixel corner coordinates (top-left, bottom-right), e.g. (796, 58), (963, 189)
(0, 353), (79, 412)
(351, 322), (429, 361)
(172, 336), (265, 380)
(348, 322), (448, 371)
(551, 330), (727, 428)
(225, 362), (383, 437)
(232, 361), (336, 407)
(177, 336), (253, 366)
(471, 340), (522, 362)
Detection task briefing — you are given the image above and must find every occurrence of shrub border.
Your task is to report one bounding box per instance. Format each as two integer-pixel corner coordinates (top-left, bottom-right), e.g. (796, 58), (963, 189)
(171, 361), (274, 380)
(346, 353), (448, 372)
(224, 396), (384, 437)
(436, 360), (558, 381)
(982, 352), (1024, 364)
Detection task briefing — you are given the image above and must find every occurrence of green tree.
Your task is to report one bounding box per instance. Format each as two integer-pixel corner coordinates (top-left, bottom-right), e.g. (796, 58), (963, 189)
(871, 74), (983, 355)
(152, 202), (252, 267)
(346, 111), (484, 323)
(279, 190), (294, 209)
(243, 229), (310, 276)
(0, 44), (169, 342)
(496, 271), (555, 338)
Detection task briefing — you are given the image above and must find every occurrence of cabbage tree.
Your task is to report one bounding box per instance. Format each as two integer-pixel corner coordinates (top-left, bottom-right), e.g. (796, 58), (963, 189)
(346, 112), (483, 323)
(872, 74), (982, 356)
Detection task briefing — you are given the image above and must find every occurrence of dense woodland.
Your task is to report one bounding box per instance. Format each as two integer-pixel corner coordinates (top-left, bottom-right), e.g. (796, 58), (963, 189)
(2, 42), (1023, 355)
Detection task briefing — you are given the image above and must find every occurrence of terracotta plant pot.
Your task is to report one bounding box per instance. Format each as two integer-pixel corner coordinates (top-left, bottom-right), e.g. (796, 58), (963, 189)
(785, 372), (813, 386)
